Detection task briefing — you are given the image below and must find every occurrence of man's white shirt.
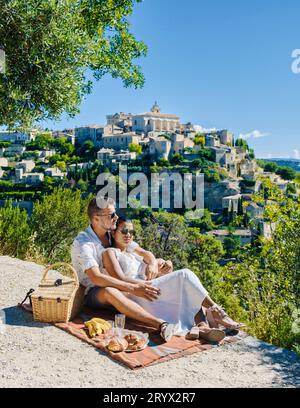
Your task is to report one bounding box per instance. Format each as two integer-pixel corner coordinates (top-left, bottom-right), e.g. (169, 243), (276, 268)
(71, 225), (138, 295)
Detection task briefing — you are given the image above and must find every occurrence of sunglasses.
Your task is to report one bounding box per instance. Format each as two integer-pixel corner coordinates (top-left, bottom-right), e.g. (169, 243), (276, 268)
(99, 211), (117, 219)
(118, 227), (135, 236)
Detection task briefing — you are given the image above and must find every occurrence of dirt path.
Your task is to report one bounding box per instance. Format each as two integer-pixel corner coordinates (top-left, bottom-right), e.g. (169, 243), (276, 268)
(0, 256), (299, 388)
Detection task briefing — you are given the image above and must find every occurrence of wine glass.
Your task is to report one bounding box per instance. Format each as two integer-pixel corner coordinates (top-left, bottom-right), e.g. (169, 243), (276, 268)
(115, 314), (126, 337)
(106, 320), (115, 339)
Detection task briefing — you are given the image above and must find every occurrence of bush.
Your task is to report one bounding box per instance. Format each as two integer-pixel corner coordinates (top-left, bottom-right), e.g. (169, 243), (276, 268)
(0, 201), (31, 258)
(30, 187), (89, 263)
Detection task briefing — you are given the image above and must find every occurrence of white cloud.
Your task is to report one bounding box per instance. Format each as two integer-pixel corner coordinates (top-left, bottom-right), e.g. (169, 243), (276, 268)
(194, 124), (217, 133)
(239, 130), (269, 139)
(293, 149), (300, 160)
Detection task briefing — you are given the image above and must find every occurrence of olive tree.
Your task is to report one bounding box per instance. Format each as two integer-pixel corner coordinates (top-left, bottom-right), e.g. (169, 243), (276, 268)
(0, 0), (147, 127)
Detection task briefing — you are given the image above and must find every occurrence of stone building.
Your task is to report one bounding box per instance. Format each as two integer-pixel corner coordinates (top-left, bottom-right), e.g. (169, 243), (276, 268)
(205, 179), (240, 211)
(15, 160), (35, 173)
(75, 124), (117, 146)
(106, 112), (133, 130)
(170, 134), (194, 155)
(149, 137), (172, 160)
(0, 130), (35, 143)
(207, 228), (252, 246)
(0, 158), (8, 167)
(202, 129), (233, 146)
(222, 194), (242, 213)
(205, 135), (220, 147)
(132, 103), (180, 134)
(97, 148), (114, 165)
(102, 133), (140, 150)
(15, 168), (44, 184)
(97, 148), (136, 166)
(52, 129), (75, 145)
(44, 168), (66, 180)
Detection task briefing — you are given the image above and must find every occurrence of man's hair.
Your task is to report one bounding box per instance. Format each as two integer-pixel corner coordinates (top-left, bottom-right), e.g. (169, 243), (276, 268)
(87, 195), (115, 220)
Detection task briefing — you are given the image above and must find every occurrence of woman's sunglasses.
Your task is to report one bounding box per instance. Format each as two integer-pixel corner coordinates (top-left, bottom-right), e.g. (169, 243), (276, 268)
(118, 227), (135, 236)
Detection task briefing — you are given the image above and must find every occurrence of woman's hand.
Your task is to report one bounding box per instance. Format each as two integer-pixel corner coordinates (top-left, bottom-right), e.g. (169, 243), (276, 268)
(158, 259), (173, 275)
(145, 262), (159, 280)
(129, 282), (161, 301)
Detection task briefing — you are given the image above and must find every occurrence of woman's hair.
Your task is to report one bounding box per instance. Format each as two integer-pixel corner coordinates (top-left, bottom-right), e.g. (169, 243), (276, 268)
(116, 217), (133, 229)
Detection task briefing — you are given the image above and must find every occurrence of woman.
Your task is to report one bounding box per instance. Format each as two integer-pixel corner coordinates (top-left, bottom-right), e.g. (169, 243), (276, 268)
(101, 217), (243, 341)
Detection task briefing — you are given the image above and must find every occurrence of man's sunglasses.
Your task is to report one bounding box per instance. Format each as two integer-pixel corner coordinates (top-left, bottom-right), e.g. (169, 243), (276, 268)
(99, 212), (117, 219)
(118, 227), (135, 236)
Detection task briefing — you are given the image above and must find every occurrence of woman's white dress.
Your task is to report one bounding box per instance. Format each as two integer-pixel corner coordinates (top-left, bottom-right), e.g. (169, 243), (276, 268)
(101, 248), (208, 335)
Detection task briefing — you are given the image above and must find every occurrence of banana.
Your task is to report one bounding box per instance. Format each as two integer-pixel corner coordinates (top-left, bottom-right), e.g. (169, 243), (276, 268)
(84, 318), (112, 337)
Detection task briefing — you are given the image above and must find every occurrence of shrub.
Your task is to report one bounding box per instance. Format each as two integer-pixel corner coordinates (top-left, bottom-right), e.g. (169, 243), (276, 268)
(30, 187), (89, 263)
(0, 201), (31, 258)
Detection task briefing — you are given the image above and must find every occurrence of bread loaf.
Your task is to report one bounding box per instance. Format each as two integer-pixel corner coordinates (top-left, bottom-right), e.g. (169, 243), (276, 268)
(107, 338), (128, 352)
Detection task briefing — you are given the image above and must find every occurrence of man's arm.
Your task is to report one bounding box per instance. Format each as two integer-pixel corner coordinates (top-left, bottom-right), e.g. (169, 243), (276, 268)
(85, 265), (135, 292)
(85, 265), (160, 300)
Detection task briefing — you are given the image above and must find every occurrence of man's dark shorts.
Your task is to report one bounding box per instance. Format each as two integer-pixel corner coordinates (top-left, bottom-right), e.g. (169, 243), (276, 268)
(84, 286), (116, 310)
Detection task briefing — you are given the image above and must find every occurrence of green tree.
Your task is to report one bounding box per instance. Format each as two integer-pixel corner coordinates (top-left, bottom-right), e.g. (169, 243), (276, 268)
(170, 153), (183, 165)
(193, 134), (205, 146)
(157, 158), (170, 167)
(0, 141), (11, 148)
(30, 187), (89, 262)
(50, 138), (75, 156)
(186, 209), (215, 232)
(287, 182), (296, 194)
(26, 134), (52, 150)
(223, 232), (241, 258)
(276, 166), (296, 180)
(81, 140), (97, 158)
(0, 201), (31, 258)
(235, 138), (249, 151)
(128, 143), (142, 155)
(0, 0), (147, 127)
(187, 228), (224, 294)
(264, 161), (278, 172)
(76, 178), (88, 192)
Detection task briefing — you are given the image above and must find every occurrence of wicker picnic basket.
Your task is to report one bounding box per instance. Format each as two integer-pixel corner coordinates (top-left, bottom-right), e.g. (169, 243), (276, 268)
(31, 262), (85, 323)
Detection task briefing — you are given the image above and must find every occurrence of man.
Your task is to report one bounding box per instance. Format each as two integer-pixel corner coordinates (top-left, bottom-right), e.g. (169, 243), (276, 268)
(71, 195), (176, 339)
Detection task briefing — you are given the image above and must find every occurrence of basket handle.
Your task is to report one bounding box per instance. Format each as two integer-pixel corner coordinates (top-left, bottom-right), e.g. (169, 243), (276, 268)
(41, 262), (79, 286)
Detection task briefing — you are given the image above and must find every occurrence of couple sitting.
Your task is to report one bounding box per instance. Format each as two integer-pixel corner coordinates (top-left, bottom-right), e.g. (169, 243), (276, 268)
(71, 195), (243, 342)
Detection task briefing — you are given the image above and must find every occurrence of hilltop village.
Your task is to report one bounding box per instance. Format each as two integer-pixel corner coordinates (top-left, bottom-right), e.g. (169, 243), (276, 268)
(0, 103), (298, 252)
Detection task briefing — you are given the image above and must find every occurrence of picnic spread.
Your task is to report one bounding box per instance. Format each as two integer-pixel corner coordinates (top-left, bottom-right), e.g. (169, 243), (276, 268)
(18, 263), (247, 370)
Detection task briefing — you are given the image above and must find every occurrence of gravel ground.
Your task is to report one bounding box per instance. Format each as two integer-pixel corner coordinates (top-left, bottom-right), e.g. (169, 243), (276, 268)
(0, 255), (299, 388)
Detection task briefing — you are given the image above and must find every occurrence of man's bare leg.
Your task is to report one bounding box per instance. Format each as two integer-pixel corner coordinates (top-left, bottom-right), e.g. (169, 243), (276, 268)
(97, 287), (164, 329)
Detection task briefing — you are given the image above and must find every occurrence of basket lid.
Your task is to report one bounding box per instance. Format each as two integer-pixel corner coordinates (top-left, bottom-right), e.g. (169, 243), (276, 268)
(32, 279), (78, 299)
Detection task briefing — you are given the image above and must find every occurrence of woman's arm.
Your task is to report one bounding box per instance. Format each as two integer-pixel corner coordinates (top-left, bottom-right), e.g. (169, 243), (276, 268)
(133, 247), (159, 280)
(102, 249), (142, 284)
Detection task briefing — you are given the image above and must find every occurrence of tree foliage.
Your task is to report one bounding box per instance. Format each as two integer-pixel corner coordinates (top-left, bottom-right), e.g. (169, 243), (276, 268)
(30, 187), (89, 262)
(0, 200), (31, 258)
(0, 0), (147, 127)
(128, 143), (142, 155)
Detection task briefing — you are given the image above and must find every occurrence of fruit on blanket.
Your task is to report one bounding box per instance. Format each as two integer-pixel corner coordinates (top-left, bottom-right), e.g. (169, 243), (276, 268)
(107, 338), (128, 352)
(84, 318), (111, 338)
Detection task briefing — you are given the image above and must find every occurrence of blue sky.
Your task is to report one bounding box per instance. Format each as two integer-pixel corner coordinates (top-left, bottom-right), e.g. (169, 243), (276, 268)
(42, 0), (300, 159)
